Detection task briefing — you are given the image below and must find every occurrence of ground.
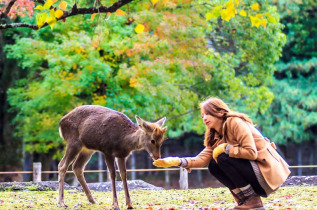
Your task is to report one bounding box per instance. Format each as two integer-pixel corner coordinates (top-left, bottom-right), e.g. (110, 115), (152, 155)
(0, 186), (316, 209)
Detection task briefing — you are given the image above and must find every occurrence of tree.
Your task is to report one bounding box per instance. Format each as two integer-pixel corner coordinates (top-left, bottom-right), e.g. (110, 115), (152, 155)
(253, 0), (316, 174)
(3, 0), (286, 170)
(255, 0), (316, 145)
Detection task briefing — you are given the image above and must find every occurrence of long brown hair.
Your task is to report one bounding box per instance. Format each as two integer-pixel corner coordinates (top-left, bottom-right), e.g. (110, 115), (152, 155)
(200, 97), (253, 147)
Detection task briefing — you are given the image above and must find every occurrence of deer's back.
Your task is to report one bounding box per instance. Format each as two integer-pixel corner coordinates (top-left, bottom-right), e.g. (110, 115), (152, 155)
(59, 105), (138, 152)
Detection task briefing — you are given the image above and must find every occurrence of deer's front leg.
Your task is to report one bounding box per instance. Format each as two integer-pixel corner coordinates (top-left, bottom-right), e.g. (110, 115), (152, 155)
(105, 155), (120, 210)
(117, 157), (133, 209)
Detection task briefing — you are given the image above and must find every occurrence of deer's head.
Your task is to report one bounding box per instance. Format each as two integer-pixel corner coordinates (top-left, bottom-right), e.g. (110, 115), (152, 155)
(136, 116), (167, 160)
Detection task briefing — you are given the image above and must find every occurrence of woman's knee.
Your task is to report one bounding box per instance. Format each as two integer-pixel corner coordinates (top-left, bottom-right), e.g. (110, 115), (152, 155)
(208, 159), (218, 174)
(217, 153), (230, 165)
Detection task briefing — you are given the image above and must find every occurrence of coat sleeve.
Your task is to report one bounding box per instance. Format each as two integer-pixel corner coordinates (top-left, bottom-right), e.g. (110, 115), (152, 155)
(184, 147), (214, 168)
(227, 118), (258, 160)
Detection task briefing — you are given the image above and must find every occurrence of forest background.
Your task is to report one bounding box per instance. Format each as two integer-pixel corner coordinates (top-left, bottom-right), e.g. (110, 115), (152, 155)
(0, 0), (316, 187)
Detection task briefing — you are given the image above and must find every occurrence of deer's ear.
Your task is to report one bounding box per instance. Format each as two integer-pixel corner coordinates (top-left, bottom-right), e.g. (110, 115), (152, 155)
(155, 117), (166, 127)
(162, 126), (167, 133)
(136, 115), (153, 132)
(135, 115), (143, 126)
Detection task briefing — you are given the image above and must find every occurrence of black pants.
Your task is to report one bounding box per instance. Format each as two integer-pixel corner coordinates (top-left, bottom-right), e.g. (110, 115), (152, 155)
(208, 153), (267, 197)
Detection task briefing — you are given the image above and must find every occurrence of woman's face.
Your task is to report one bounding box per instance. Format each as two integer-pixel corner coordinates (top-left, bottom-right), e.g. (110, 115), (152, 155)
(201, 109), (220, 129)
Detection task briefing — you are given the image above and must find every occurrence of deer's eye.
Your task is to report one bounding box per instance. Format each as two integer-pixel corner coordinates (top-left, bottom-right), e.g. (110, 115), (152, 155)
(151, 140), (155, 144)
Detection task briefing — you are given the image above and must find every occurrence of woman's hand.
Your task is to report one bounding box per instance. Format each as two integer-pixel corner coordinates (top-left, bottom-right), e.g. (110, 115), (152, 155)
(213, 143), (228, 163)
(153, 157), (181, 167)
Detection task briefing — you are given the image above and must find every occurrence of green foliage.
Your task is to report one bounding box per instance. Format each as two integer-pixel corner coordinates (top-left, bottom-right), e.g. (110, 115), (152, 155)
(5, 0), (286, 158)
(0, 187), (316, 209)
(254, 0), (317, 144)
(273, 0), (317, 60)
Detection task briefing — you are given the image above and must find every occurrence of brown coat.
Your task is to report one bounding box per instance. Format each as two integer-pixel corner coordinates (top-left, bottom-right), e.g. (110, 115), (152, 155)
(185, 117), (290, 190)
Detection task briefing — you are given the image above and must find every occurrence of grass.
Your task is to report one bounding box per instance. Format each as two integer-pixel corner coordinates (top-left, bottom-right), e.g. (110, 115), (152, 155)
(0, 186), (316, 209)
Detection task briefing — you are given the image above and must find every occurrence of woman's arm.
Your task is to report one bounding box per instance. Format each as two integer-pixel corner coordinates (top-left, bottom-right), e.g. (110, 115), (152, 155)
(184, 147), (214, 168)
(227, 118), (258, 160)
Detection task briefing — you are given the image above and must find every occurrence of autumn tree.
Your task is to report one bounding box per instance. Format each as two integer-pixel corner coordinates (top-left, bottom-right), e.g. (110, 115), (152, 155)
(1, 0), (287, 176)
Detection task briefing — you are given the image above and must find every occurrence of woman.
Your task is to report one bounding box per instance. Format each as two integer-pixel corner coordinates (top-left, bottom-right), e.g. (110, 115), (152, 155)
(153, 97), (290, 210)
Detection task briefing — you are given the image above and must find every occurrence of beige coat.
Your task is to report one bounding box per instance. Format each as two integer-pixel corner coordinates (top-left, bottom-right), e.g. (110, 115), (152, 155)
(185, 117), (291, 190)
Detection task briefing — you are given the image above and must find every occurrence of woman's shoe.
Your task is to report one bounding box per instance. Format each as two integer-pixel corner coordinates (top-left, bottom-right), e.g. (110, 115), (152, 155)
(233, 196), (264, 210)
(230, 191), (244, 206)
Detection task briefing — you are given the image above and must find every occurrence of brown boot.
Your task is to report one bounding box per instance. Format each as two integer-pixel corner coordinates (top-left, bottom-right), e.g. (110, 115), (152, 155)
(230, 191), (244, 206)
(233, 196), (264, 210)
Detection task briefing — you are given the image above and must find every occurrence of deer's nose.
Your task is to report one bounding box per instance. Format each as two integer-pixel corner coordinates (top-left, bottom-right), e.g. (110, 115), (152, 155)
(152, 154), (161, 160)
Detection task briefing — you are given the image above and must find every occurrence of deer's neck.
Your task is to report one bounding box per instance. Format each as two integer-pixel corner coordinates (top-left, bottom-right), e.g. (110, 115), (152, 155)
(126, 128), (145, 151)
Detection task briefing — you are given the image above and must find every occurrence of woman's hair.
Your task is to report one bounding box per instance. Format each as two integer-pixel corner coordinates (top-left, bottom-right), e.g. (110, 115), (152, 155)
(200, 97), (253, 147)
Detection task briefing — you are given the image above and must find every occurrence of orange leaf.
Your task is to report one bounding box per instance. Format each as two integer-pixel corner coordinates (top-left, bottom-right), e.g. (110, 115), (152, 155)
(59, 1), (67, 10)
(91, 13), (97, 21)
(115, 9), (126, 16)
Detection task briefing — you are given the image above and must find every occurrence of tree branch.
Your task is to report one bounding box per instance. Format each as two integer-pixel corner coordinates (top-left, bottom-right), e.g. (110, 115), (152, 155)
(0, 0), (134, 30)
(0, 0), (17, 19)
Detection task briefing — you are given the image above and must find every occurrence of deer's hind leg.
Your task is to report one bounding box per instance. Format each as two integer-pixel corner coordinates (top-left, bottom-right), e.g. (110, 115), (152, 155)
(105, 155), (120, 210)
(72, 150), (96, 204)
(58, 142), (82, 207)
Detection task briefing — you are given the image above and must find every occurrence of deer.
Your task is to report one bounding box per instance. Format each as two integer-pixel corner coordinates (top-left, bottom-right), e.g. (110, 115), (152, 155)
(58, 105), (167, 209)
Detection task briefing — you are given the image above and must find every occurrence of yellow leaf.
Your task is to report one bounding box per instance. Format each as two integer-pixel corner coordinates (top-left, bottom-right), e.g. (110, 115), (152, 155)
(115, 9), (126, 16)
(264, 12), (270, 16)
(151, 0), (159, 5)
(268, 15), (277, 23)
(239, 10), (247, 16)
(221, 6), (236, 22)
(135, 24), (145, 34)
(234, 0), (239, 6)
(250, 15), (261, 28)
(129, 78), (139, 87)
(36, 13), (48, 28)
(52, 0), (58, 4)
(163, 0), (168, 5)
(211, 6), (222, 19)
(260, 19), (267, 28)
(59, 1), (67, 10)
(225, 0), (234, 9)
(256, 14), (263, 19)
(50, 8), (55, 17)
(55, 9), (63, 19)
(91, 13), (97, 21)
(34, 5), (44, 10)
(206, 12), (213, 21)
(47, 16), (57, 30)
(43, 0), (53, 9)
(250, 3), (260, 11)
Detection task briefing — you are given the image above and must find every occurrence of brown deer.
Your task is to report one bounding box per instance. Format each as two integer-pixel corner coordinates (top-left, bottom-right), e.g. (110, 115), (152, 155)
(58, 105), (167, 209)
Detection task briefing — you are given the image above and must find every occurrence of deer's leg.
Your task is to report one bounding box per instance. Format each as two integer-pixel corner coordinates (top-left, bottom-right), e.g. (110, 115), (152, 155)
(117, 157), (133, 209)
(72, 150), (96, 204)
(105, 155), (120, 210)
(58, 143), (81, 207)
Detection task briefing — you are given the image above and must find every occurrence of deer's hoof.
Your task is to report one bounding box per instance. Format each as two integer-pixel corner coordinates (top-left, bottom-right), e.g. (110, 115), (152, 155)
(127, 206), (134, 209)
(89, 198), (96, 204)
(58, 202), (68, 207)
